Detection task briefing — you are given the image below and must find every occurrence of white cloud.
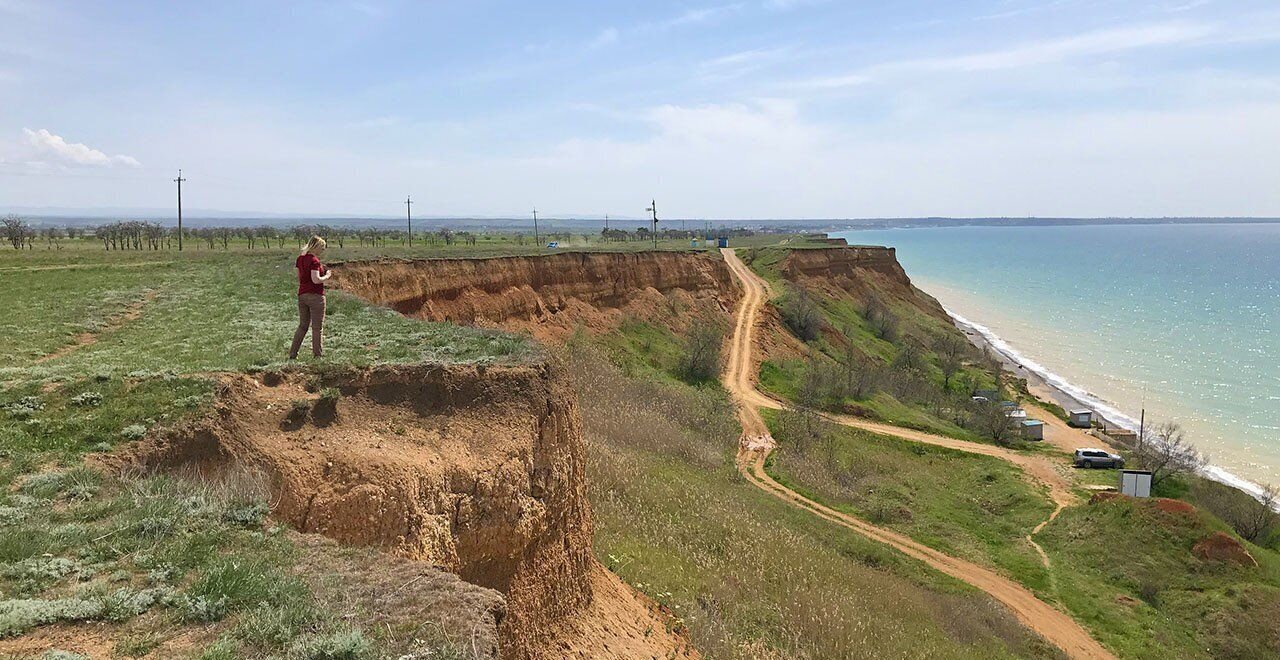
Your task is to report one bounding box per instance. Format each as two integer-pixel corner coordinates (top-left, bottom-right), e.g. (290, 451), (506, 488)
(910, 22), (1215, 72)
(763, 0), (827, 11)
(589, 27), (619, 48)
(791, 72), (871, 90)
(791, 21), (1218, 90)
(665, 3), (744, 28)
(408, 98), (1280, 218)
(22, 128), (140, 167)
(699, 46), (793, 80)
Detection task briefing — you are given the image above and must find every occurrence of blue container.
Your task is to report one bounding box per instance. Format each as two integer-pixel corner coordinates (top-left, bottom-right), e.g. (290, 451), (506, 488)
(717, 237), (729, 248)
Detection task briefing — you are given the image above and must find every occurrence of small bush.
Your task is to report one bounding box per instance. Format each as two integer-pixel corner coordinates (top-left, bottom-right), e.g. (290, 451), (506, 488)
(0, 597), (103, 637)
(2, 557), (79, 594)
(175, 594), (230, 623)
(99, 587), (173, 621)
(223, 502), (269, 528)
(779, 285), (822, 341)
(18, 469), (101, 500)
(43, 651), (90, 660)
(70, 391), (103, 407)
(0, 506), (26, 526)
(288, 629), (371, 660)
(120, 424), (148, 440)
(676, 318), (725, 384)
(863, 293), (899, 342)
(4, 396), (44, 420)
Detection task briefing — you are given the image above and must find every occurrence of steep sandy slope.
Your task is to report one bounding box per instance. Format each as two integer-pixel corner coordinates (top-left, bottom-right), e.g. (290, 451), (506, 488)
(334, 251), (737, 341)
(107, 363), (692, 659)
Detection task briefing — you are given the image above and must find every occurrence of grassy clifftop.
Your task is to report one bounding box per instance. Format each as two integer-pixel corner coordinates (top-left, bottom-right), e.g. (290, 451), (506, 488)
(0, 247), (533, 657)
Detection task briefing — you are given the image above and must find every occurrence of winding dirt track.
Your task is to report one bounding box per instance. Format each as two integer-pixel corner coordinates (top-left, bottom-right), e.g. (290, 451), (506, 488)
(719, 248), (1114, 660)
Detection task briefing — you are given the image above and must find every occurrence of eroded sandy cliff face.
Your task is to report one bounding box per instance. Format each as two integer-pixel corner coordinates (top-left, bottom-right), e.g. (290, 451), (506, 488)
(777, 246), (950, 322)
(109, 363), (690, 659)
(333, 251), (737, 341)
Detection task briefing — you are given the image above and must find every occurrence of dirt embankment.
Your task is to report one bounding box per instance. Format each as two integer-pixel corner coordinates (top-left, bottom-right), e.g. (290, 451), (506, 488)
(333, 251), (737, 341)
(107, 362), (690, 659)
(777, 246), (950, 322)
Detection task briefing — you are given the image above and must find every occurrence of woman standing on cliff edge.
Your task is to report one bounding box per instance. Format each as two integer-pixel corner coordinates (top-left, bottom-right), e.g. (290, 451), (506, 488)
(290, 235), (332, 359)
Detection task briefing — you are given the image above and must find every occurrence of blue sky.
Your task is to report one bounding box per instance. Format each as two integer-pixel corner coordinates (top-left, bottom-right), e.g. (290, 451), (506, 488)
(3, 0), (1280, 218)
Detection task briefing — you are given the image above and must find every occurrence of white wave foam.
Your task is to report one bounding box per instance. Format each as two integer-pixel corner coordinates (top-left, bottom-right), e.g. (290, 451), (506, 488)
(945, 307), (1273, 503)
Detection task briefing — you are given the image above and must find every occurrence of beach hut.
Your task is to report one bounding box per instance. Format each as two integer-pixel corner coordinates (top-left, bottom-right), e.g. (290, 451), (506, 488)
(717, 237), (729, 248)
(1020, 419), (1044, 441)
(1069, 409), (1093, 428)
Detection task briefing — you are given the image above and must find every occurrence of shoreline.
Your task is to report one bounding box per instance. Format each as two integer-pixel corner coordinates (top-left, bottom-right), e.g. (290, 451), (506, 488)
(946, 307), (1271, 502)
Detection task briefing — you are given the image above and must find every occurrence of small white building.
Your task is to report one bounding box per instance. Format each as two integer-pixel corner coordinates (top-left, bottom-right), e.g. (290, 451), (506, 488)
(1020, 419), (1045, 441)
(1119, 470), (1153, 498)
(1069, 409), (1093, 428)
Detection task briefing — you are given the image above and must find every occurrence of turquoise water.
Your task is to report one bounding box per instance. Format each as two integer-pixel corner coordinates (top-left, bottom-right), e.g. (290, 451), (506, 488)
(832, 224), (1280, 491)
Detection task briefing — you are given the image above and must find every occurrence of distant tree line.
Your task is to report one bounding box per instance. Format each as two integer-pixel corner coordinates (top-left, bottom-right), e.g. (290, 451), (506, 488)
(0, 215), (756, 251)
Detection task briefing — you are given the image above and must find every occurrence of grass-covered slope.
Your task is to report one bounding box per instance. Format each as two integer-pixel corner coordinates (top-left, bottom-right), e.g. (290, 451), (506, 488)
(1038, 496), (1280, 659)
(0, 247), (532, 657)
(764, 409), (1055, 592)
(566, 348), (1058, 659)
(741, 246), (1006, 443)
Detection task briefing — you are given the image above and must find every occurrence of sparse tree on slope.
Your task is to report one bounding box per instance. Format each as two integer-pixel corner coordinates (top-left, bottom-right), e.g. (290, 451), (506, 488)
(1137, 422), (1207, 486)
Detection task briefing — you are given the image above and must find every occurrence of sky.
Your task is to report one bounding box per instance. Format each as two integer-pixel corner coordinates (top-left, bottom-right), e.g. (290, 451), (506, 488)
(2, 0), (1280, 219)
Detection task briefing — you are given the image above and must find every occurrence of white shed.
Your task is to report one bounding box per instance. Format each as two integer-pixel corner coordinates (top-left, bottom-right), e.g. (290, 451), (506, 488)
(1068, 409), (1093, 428)
(1119, 470), (1153, 498)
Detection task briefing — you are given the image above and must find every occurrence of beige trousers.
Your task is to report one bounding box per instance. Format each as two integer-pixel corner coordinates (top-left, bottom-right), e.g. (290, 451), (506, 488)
(289, 293), (325, 358)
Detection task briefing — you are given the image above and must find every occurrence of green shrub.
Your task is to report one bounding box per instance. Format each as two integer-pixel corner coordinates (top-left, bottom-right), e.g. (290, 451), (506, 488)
(2, 557), (79, 594)
(778, 285), (821, 341)
(120, 424), (147, 440)
(287, 629), (371, 660)
(98, 586), (173, 621)
(222, 502), (269, 528)
(4, 396), (44, 420)
(175, 594), (230, 623)
(70, 391), (103, 407)
(43, 651), (89, 660)
(676, 318), (724, 384)
(0, 597), (103, 637)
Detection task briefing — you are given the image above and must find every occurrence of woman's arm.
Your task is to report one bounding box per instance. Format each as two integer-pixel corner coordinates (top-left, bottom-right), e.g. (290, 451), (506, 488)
(310, 268), (332, 284)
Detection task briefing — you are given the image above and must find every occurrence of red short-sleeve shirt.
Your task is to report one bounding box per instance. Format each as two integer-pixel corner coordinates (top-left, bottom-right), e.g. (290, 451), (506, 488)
(296, 254), (326, 295)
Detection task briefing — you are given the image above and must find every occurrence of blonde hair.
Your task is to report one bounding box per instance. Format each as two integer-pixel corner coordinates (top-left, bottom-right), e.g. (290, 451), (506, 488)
(302, 235), (327, 255)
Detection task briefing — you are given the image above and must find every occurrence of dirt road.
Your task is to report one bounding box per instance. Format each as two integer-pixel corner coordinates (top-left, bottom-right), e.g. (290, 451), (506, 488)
(719, 248), (1114, 660)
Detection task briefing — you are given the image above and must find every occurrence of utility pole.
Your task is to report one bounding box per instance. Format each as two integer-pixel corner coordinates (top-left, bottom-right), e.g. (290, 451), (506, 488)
(532, 207), (540, 247)
(174, 169), (186, 251)
(405, 196), (413, 247)
(646, 199), (658, 249)
(1138, 407), (1145, 455)
(604, 213), (609, 231)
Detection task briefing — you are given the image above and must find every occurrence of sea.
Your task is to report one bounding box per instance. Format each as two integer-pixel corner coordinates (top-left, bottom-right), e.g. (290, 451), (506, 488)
(831, 223), (1280, 495)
